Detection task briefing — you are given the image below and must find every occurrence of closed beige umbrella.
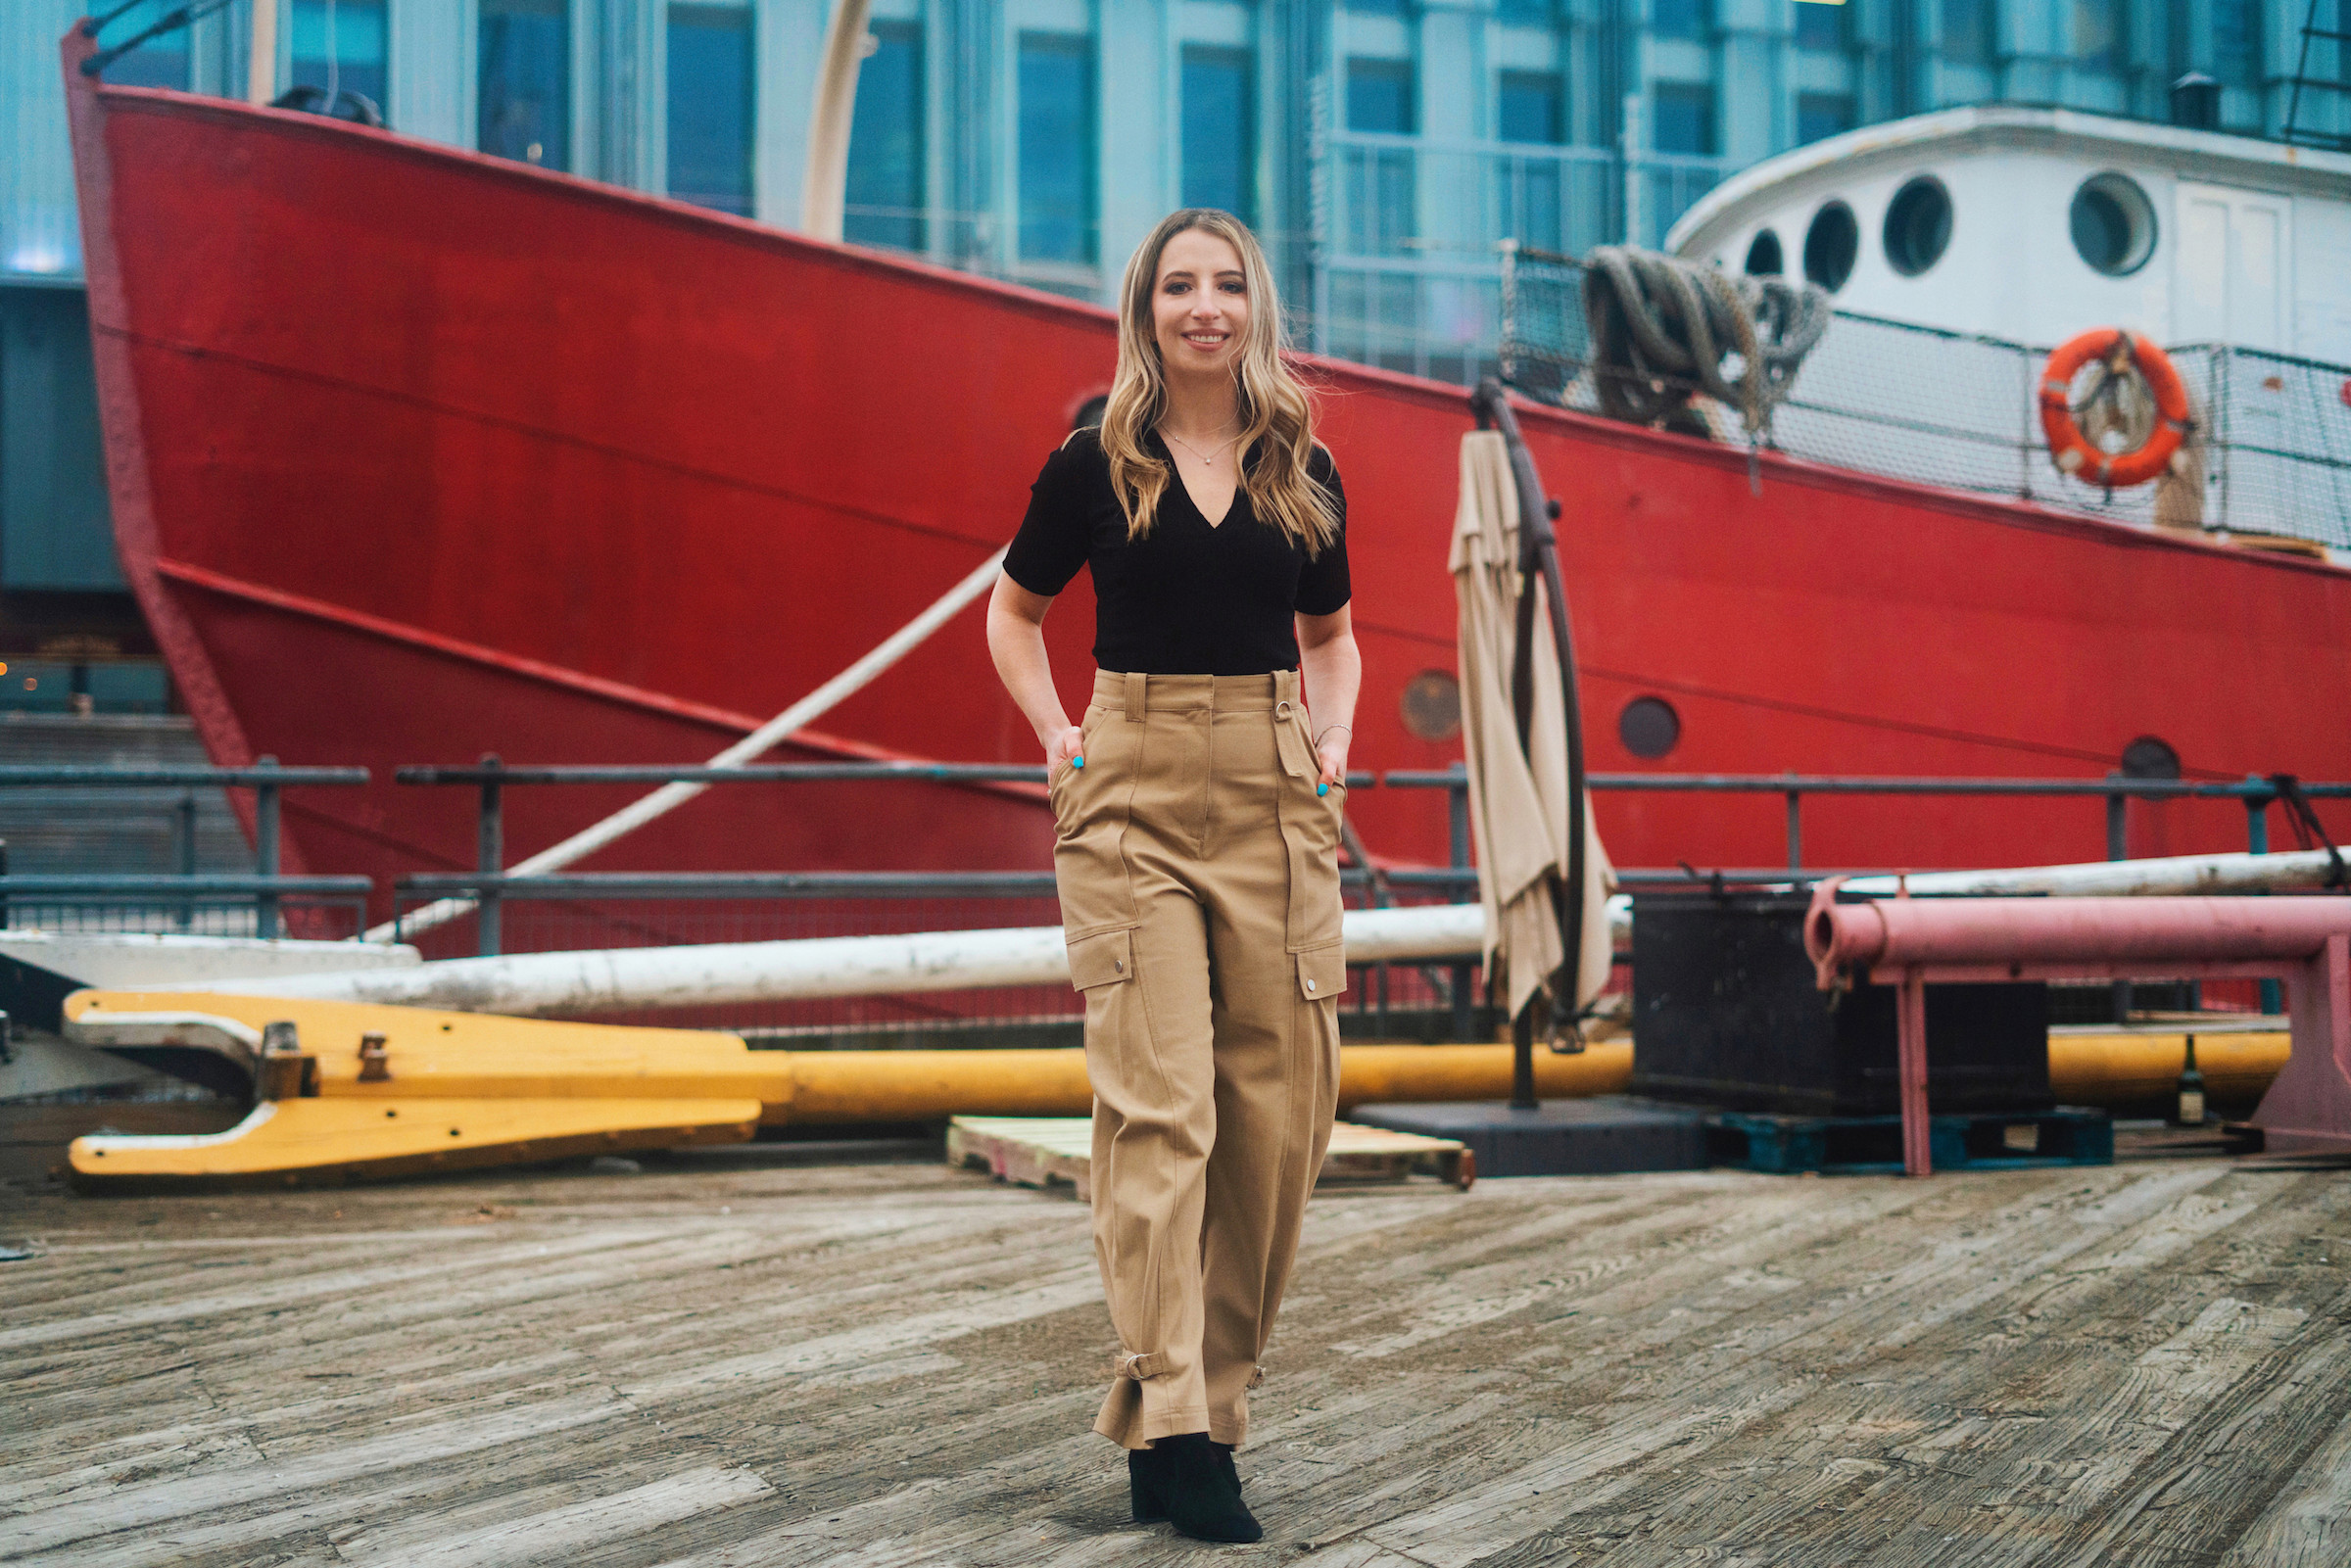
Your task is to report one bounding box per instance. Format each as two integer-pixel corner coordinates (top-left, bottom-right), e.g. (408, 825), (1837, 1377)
(1452, 386), (1616, 1103)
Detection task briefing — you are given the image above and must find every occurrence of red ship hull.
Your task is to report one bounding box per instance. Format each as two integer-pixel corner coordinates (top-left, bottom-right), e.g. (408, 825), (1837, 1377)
(63, 36), (2351, 938)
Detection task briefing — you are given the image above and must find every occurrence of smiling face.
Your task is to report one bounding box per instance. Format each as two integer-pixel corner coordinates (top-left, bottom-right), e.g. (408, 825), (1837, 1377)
(1150, 226), (1251, 383)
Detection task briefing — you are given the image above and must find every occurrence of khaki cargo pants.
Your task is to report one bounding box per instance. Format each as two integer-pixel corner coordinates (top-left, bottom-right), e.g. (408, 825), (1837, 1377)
(1050, 668), (1346, 1450)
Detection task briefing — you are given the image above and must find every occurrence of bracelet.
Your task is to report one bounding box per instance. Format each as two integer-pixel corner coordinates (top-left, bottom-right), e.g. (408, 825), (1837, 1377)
(1315, 724), (1353, 747)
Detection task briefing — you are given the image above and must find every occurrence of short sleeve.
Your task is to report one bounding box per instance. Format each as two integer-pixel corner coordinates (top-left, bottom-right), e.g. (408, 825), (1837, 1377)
(1002, 440), (1095, 596)
(1294, 453), (1351, 616)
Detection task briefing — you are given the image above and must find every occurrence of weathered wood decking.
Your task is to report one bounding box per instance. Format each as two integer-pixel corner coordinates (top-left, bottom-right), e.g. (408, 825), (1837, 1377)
(4, 1142), (2349, 1565)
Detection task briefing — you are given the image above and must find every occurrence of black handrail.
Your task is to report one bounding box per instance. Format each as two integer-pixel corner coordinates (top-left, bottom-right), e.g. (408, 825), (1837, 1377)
(0, 759), (366, 936)
(394, 761), (1377, 786)
(0, 765), (368, 785)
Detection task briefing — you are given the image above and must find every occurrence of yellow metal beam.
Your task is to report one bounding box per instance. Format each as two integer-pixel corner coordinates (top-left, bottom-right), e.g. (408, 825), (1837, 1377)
(63, 991), (1636, 1127)
(59, 991), (2290, 1187)
(70, 1097), (759, 1187)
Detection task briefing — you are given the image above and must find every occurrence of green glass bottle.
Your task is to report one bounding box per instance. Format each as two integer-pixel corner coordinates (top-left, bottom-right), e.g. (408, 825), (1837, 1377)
(2176, 1033), (2207, 1127)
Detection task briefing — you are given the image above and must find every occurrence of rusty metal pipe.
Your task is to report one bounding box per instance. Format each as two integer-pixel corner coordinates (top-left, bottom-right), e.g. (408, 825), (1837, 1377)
(1804, 885), (2351, 1175)
(1806, 892), (2351, 991)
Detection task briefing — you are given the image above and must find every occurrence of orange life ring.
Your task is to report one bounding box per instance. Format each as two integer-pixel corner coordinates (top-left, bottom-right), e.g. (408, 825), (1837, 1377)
(2039, 328), (2191, 488)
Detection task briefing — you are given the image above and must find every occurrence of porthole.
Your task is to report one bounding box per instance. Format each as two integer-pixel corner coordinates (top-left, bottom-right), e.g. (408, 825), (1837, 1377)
(2120, 736), (2181, 780)
(1802, 201), (1858, 292)
(1399, 669), (1462, 742)
(2070, 173), (2156, 277)
(1882, 176), (1952, 277)
(1617, 696), (1680, 759)
(1743, 229), (1784, 275)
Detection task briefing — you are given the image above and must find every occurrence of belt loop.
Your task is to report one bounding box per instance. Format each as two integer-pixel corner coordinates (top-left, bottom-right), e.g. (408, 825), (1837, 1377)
(1124, 671), (1146, 722)
(1276, 669), (1297, 704)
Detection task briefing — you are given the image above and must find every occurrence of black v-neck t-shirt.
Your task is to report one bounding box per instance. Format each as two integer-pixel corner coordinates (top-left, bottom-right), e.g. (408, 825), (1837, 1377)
(1002, 429), (1351, 675)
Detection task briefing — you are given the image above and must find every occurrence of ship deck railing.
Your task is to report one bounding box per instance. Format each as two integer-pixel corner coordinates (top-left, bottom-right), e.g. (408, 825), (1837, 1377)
(368, 763), (2349, 1039)
(0, 758), (2339, 1037)
(1497, 246), (2351, 555)
(0, 761), (368, 940)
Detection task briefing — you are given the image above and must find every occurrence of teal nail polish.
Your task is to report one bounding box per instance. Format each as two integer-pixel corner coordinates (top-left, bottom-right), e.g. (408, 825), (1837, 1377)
(1318, 782), (1329, 796)
(1072, 756), (1084, 769)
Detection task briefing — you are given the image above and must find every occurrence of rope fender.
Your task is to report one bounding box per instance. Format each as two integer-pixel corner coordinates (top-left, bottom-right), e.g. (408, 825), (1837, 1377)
(1578, 247), (1830, 437)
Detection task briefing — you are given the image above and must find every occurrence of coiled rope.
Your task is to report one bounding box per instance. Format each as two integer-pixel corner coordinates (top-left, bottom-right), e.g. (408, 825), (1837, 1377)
(1578, 247), (1831, 439)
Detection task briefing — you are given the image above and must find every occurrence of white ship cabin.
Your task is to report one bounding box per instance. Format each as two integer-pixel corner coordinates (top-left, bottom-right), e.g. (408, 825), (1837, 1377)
(1666, 105), (2351, 362)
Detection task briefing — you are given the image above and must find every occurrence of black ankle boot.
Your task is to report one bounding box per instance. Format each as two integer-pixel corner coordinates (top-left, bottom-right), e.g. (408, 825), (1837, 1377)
(1152, 1432), (1262, 1544)
(1130, 1440), (1247, 1525)
(1128, 1445), (1172, 1524)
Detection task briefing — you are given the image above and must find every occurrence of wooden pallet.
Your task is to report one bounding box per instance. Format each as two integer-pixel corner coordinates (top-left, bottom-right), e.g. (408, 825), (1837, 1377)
(946, 1116), (1474, 1200)
(1709, 1107), (2114, 1175)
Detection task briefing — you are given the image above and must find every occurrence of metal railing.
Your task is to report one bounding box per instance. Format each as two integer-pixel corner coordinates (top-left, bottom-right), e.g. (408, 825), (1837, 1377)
(4, 755), (2339, 1028)
(390, 757), (1390, 960)
(1500, 245), (2351, 551)
(1390, 766), (2351, 875)
(0, 760), (370, 937)
(1308, 132), (1734, 383)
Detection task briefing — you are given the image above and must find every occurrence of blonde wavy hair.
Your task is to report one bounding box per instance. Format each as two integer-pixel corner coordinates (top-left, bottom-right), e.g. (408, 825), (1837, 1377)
(1099, 210), (1341, 556)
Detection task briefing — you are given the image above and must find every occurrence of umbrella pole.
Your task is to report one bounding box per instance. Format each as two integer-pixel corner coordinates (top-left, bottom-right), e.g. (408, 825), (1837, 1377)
(1474, 379), (1593, 1104)
(1511, 1005), (1539, 1110)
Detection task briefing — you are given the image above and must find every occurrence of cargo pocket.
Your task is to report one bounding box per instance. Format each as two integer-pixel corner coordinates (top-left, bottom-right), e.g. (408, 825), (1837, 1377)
(1276, 774), (1346, 956)
(1068, 926), (1137, 993)
(1295, 941), (1348, 1002)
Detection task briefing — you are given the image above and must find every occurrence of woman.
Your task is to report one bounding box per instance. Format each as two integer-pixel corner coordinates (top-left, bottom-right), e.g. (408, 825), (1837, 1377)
(986, 209), (1360, 1545)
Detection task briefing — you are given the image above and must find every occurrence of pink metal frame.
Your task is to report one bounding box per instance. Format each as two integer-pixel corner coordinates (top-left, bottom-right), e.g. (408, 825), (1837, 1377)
(1806, 884), (2351, 1175)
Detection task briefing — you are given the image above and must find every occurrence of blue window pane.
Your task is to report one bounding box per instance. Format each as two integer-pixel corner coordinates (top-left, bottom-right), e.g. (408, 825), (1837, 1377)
(846, 22), (926, 250)
(1347, 0), (1408, 14)
(291, 0), (390, 113)
(2074, 0), (2123, 71)
(1182, 48), (1255, 224)
(2213, 0), (2259, 88)
(1942, 0), (1996, 66)
(1347, 59), (1414, 134)
(1498, 71), (1562, 144)
(1496, 0), (1553, 22)
(1653, 84), (1713, 154)
(96, 1), (190, 89)
(479, 0), (570, 170)
(1019, 34), (1095, 263)
(1653, 0), (1708, 40)
(1794, 0), (1847, 52)
(1796, 92), (1854, 145)
(668, 4), (755, 216)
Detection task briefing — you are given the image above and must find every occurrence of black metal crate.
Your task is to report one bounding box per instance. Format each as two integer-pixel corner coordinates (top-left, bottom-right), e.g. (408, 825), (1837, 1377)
(1629, 890), (2050, 1117)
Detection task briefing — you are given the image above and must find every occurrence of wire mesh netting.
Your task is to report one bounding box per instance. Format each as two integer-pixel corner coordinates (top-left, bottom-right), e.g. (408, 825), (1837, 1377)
(1501, 246), (2351, 551)
(0, 897), (367, 939)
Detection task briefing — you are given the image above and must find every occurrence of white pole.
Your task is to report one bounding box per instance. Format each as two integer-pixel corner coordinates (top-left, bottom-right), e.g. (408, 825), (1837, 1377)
(801, 0), (876, 240)
(211, 904), (1489, 1017)
(246, 0), (277, 106)
(1836, 848), (2347, 899)
(372, 547), (1008, 943)
(1620, 91), (1646, 247)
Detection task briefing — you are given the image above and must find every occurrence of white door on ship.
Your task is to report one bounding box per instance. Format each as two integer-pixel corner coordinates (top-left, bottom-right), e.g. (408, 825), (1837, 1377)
(2173, 181), (2291, 352)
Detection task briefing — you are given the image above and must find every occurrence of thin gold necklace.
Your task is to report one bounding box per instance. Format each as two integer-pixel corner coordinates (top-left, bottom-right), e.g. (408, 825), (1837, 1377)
(1161, 425), (1238, 466)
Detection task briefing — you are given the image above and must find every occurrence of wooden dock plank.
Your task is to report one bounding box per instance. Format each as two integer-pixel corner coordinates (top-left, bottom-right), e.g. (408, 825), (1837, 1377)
(4, 1148), (2347, 1565)
(948, 1116), (1472, 1200)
